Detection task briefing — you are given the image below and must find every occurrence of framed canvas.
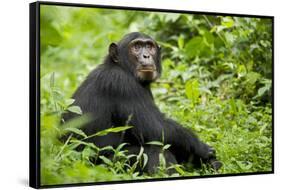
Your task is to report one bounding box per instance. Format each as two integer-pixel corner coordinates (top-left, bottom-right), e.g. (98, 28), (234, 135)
(29, 1), (274, 188)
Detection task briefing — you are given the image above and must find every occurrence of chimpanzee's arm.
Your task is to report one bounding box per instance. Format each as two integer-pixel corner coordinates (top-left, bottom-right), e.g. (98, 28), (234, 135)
(163, 119), (216, 164)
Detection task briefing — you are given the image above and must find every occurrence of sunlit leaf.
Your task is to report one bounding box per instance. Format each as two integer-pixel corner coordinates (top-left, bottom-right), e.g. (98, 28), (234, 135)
(185, 79), (200, 104)
(222, 17), (234, 28)
(67, 106), (82, 115)
(63, 128), (87, 138)
(65, 99), (75, 106)
(146, 141), (163, 146)
(93, 126), (133, 137)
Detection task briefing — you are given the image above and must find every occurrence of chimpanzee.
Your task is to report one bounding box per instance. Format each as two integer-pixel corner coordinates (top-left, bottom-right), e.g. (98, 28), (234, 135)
(62, 32), (222, 174)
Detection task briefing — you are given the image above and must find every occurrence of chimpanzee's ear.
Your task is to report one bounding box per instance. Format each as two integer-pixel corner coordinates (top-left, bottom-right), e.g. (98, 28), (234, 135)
(109, 43), (118, 63)
(158, 45), (161, 51)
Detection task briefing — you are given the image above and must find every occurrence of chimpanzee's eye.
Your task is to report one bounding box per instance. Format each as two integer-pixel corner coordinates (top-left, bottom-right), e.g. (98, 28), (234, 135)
(146, 44), (152, 50)
(134, 43), (141, 51)
(146, 42), (156, 54)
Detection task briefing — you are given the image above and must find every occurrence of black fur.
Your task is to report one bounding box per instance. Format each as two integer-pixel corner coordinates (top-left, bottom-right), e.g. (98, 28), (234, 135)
(62, 32), (222, 174)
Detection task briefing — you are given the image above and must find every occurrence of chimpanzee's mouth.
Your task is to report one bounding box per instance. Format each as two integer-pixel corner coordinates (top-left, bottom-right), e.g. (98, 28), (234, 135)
(138, 67), (156, 72)
(139, 69), (155, 72)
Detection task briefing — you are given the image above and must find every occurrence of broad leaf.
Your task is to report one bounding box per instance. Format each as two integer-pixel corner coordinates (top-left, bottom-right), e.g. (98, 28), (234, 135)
(67, 106), (82, 115)
(185, 79), (200, 104)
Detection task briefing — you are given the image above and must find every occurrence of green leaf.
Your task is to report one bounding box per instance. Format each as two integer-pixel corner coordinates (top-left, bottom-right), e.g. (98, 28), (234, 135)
(222, 17), (234, 28)
(205, 31), (214, 45)
(60, 114), (92, 130)
(177, 35), (185, 49)
(236, 161), (252, 170)
(70, 139), (99, 150)
(162, 58), (175, 68)
(225, 33), (235, 44)
(246, 72), (261, 85)
(159, 153), (166, 167)
(185, 36), (204, 59)
(173, 164), (185, 175)
(99, 156), (113, 166)
(259, 124), (268, 135)
(67, 106), (82, 115)
(115, 143), (128, 152)
(65, 99), (75, 106)
(185, 79), (200, 104)
(63, 127), (87, 138)
(163, 144), (171, 150)
(93, 126), (133, 137)
(52, 89), (64, 102)
(257, 86), (269, 97)
(229, 98), (237, 115)
(254, 79), (271, 99)
(100, 145), (114, 151)
(142, 153), (148, 169)
(146, 141), (163, 146)
(82, 147), (94, 160)
(200, 30), (214, 45)
(137, 146), (144, 160)
(237, 65), (247, 78)
(50, 72), (55, 88)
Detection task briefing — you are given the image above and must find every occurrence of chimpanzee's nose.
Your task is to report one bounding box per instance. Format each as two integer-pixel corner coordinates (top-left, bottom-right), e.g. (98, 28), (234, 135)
(143, 54), (150, 59)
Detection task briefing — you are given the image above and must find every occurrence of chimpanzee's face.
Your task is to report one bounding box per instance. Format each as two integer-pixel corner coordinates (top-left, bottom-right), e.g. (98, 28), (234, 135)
(128, 38), (159, 82)
(109, 33), (162, 83)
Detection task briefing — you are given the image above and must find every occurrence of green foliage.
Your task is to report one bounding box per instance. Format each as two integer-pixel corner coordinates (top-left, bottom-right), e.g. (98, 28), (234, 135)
(185, 79), (200, 105)
(40, 5), (272, 186)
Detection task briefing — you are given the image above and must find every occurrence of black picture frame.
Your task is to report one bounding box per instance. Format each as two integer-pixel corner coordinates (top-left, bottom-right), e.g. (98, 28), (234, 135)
(30, 1), (274, 189)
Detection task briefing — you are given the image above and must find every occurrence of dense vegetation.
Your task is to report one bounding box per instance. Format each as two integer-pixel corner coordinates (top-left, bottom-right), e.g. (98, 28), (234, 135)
(39, 5), (273, 185)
